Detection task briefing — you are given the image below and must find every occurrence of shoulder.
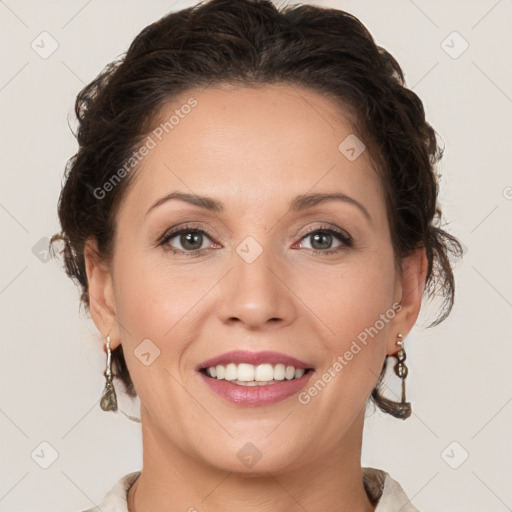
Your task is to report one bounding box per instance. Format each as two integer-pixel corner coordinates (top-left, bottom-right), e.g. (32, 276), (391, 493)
(362, 467), (420, 511)
(79, 471), (141, 512)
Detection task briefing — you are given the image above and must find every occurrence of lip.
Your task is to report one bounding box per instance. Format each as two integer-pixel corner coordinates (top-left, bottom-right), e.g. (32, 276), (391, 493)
(197, 350), (313, 371)
(198, 370), (314, 406)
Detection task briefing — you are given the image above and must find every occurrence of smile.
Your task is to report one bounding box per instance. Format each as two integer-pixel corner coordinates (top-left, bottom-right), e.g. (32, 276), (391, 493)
(201, 363), (310, 385)
(197, 350), (315, 406)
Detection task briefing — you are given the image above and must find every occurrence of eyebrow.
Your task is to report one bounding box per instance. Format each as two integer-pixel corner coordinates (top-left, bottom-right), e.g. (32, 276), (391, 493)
(146, 191), (371, 222)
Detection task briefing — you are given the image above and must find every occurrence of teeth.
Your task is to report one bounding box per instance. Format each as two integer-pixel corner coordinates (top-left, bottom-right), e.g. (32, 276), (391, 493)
(238, 363), (255, 381)
(274, 364), (285, 380)
(286, 365), (296, 380)
(224, 363), (237, 381)
(205, 363), (308, 382)
(215, 365), (225, 379)
(255, 363), (274, 381)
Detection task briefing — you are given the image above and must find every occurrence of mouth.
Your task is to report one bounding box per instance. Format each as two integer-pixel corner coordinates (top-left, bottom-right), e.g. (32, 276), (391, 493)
(199, 364), (314, 386)
(196, 350), (315, 406)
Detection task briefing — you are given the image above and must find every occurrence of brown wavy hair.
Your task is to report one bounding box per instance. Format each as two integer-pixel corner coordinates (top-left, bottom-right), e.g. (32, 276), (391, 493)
(50, 0), (463, 417)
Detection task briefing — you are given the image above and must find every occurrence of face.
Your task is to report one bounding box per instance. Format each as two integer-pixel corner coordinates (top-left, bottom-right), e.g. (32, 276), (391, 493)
(86, 84), (424, 474)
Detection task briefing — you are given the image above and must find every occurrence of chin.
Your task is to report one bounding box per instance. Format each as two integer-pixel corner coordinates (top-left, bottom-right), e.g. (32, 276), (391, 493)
(196, 435), (307, 476)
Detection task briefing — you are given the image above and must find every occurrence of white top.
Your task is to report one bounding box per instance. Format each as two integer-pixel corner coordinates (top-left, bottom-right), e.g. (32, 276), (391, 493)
(81, 467), (420, 511)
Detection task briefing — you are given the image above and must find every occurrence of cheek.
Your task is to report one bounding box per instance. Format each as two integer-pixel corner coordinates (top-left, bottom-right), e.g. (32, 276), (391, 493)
(295, 249), (396, 339)
(299, 249), (397, 403)
(110, 256), (199, 408)
(291, 254), (398, 452)
(113, 245), (204, 333)
(111, 250), (201, 378)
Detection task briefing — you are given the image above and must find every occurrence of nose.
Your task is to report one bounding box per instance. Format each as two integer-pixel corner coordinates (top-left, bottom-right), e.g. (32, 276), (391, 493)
(216, 240), (297, 330)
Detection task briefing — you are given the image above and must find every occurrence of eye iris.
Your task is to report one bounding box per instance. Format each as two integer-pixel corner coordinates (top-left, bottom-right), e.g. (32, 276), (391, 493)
(181, 232), (202, 250)
(311, 232), (332, 250)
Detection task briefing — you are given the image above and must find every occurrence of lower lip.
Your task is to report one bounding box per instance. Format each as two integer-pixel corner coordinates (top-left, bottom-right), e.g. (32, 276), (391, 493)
(198, 371), (314, 406)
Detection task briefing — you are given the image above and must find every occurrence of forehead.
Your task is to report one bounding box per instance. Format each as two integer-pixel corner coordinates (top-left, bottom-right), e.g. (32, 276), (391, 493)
(117, 84), (385, 224)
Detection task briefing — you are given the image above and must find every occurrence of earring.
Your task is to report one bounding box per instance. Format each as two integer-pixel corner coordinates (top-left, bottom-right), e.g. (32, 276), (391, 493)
(393, 333), (411, 419)
(100, 332), (118, 412)
(370, 333), (412, 419)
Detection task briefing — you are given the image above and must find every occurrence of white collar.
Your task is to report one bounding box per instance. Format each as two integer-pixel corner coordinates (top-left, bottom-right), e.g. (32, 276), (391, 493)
(82, 467), (420, 511)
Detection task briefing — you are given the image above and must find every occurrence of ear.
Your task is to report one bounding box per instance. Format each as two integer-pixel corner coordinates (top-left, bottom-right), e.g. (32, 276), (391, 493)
(387, 246), (428, 355)
(84, 237), (121, 350)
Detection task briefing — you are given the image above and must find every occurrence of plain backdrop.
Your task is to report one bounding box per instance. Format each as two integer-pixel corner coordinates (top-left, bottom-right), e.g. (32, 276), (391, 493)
(1, 1), (511, 511)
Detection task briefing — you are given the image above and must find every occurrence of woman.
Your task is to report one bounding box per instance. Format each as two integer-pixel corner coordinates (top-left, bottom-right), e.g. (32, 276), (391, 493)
(51, 0), (462, 510)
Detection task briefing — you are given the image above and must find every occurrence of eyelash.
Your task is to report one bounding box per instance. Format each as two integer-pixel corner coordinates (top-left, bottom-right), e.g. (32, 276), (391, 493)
(158, 224), (353, 257)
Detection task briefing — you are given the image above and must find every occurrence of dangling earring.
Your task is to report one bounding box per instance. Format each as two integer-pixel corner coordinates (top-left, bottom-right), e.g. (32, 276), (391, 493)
(100, 332), (118, 412)
(393, 333), (411, 419)
(370, 332), (412, 419)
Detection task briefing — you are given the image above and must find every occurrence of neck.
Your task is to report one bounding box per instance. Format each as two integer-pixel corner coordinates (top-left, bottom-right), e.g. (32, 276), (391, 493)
(127, 406), (376, 512)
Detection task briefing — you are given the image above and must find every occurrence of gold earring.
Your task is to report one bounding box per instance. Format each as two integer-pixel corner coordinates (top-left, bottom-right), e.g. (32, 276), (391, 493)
(100, 332), (118, 412)
(393, 333), (411, 419)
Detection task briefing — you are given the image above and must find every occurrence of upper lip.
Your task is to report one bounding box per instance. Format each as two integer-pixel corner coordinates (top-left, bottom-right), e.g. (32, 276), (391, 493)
(197, 350), (313, 371)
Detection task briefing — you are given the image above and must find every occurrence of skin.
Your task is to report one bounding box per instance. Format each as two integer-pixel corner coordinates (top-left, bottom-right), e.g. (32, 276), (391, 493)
(85, 84), (427, 512)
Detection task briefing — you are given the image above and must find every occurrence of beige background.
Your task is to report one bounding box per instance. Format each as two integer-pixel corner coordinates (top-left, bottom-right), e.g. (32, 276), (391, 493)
(1, 0), (511, 510)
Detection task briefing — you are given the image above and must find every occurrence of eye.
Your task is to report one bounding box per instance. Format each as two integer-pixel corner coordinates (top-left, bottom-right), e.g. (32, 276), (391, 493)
(296, 226), (353, 255)
(158, 223), (353, 257)
(159, 225), (218, 256)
